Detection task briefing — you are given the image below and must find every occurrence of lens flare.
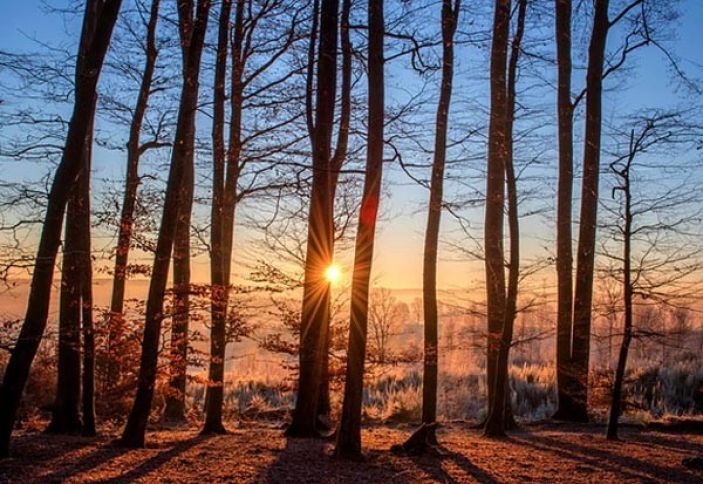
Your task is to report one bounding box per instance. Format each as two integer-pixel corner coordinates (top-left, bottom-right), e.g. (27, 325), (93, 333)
(324, 263), (342, 285)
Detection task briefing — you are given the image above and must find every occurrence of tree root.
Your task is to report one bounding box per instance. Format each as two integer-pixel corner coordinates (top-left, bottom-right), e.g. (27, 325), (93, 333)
(391, 422), (441, 456)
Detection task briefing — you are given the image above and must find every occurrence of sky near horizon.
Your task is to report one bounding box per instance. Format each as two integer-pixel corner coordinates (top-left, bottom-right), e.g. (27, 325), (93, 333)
(1, 0), (702, 294)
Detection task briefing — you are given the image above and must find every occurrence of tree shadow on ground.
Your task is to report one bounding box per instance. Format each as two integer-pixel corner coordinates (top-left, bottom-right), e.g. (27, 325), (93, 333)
(2, 431), (96, 463)
(513, 431), (700, 482)
(38, 433), (209, 482)
(40, 440), (129, 481)
(107, 434), (209, 482)
(635, 431), (703, 454)
(0, 431), (102, 479)
(259, 436), (415, 483)
(404, 445), (499, 484)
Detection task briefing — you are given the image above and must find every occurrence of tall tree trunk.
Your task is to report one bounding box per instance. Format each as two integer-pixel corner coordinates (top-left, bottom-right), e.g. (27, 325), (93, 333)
(606, 131), (634, 441)
(553, 0), (579, 421)
(571, 0), (609, 423)
(482, 0), (509, 437)
(46, 0), (102, 437)
(287, 0), (339, 438)
(47, 188), (84, 435)
(203, 0), (241, 434)
(502, 0), (526, 431)
(163, 158), (193, 423)
(484, 0), (512, 436)
(403, 0), (459, 450)
(317, 0), (352, 429)
(0, 0), (122, 457)
(335, 0), (384, 460)
(485, 0), (526, 437)
(120, 0), (211, 449)
(107, 0), (161, 397)
(203, 0), (230, 433)
(164, 0), (205, 426)
(79, 126), (97, 437)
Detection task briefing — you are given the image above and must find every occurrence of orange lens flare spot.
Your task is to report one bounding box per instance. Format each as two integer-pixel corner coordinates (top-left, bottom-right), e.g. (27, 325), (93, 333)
(324, 264), (342, 285)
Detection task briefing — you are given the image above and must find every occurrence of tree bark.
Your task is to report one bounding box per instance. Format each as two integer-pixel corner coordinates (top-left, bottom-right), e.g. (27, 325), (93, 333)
(163, 151), (193, 423)
(484, 0), (525, 437)
(287, 0), (339, 439)
(606, 131), (634, 441)
(47, 187), (84, 435)
(317, 0), (352, 429)
(163, 1), (201, 422)
(107, 0), (161, 397)
(482, 0), (510, 438)
(498, 0), (526, 433)
(46, 0), (102, 437)
(164, 0), (209, 426)
(0, 0), (121, 457)
(79, 126), (97, 437)
(407, 0), (459, 450)
(553, 0), (580, 422)
(334, 0), (384, 460)
(120, 0), (211, 449)
(571, 0), (609, 423)
(202, 0), (241, 434)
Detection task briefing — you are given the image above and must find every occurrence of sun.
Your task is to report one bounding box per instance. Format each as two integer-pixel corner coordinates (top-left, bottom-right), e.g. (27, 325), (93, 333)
(324, 263), (342, 285)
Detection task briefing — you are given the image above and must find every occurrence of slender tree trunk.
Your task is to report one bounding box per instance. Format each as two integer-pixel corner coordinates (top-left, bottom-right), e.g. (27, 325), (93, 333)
(120, 0), (211, 449)
(316, 329), (332, 429)
(606, 132), (634, 441)
(482, 0), (509, 438)
(49, 119), (96, 437)
(46, 0), (102, 437)
(402, 0), (459, 452)
(571, 0), (609, 423)
(317, 0), (352, 429)
(499, 0), (526, 433)
(203, 0), (240, 434)
(553, 0), (579, 421)
(163, 158), (193, 423)
(203, 0), (230, 433)
(335, 0), (384, 460)
(0, 0), (122, 457)
(422, 0), (458, 430)
(79, 127), (97, 437)
(287, 0), (339, 438)
(47, 189), (83, 435)
(163, 0), (205, 426)
(107, 0), (161, 396)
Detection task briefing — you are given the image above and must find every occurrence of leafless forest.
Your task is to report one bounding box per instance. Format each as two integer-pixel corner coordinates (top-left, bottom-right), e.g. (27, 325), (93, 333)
(1, 0), (703, 481)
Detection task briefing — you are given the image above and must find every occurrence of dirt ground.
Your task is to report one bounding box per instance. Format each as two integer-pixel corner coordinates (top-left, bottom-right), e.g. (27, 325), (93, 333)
(0, 421), (701, 483)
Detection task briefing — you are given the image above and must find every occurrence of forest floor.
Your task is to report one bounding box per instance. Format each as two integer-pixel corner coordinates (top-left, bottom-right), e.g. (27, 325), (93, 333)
(0, 420), (702, 483)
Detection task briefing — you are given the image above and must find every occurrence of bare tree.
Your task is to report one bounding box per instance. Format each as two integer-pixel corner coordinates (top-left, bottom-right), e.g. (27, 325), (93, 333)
(399, 0), (460, 452)
(553, 0), (579, 423)
(79, 150), (97, 436)
(163, 0), (206, 426)
(554, 0), (681, 422)
(335, 0), (384, 459)
(287, 0), (339, 439)
(317, 0), (353, 430)
(120, 0), (211, 449)
(486, 0), (527, 436)
(107, 0), (163, 396)
(367, 288), (404, 364)
(482, 0), (510, 438)
(0, 0), (123, 457)
(202, 0), (308, 433)
(603, 112), (703, 439)
(568, 0), (610, 423)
